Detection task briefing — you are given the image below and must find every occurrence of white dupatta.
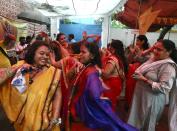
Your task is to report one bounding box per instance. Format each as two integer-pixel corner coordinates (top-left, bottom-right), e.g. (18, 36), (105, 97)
(135, 58), (176, 74)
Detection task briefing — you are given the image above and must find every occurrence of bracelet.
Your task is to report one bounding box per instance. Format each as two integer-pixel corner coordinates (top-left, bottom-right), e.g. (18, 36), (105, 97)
(6, 68), (14, 77)
(98, 69), (102, 76)
(144, 78), (148, 83)
(50, 118), (62, 126)
(144, 78), (153, 85)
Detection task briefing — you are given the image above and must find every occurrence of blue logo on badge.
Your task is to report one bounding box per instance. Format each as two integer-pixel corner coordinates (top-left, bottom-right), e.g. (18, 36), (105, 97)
(13, 78), (23, 86)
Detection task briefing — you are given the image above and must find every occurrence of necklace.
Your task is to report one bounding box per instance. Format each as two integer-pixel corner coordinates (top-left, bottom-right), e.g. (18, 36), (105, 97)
(29, 67), (43, 84)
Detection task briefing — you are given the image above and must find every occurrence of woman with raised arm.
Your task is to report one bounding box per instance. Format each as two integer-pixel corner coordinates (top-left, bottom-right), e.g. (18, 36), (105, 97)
(125, 35), (151, 107)
(99, 39), (128, 110)
(0, 41), (62, 131)
(64, 42), (138, 131)
(128, 39), (177, 131)
(50, 40), (82, 130)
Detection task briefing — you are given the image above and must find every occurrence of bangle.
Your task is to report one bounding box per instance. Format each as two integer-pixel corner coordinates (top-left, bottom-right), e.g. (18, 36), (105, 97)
(98, 69), (102, 76)
(144, 78), (152, 85)
(144, 78), (148, 83)
(50, 118), (62, 126)
(6, 68), (14, 77)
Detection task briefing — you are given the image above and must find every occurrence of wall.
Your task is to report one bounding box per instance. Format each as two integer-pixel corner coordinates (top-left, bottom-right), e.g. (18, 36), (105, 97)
(59, 23), (102, 46)
(109, 28), (177, 47)
(52, 17), (177, 48)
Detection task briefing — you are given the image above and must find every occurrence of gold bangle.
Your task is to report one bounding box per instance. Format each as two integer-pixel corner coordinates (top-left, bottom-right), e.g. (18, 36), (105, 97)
(6, 68), (14, 77)
(50, 118), (62, 126)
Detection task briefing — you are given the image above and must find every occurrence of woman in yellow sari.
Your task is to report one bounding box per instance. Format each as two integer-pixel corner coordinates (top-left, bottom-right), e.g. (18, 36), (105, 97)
(0, 41), (62, 131)
(0, 33), (16, 68)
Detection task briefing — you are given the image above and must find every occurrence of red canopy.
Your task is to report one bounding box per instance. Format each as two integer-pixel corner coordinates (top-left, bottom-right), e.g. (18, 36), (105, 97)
(116, 0), (177, 31)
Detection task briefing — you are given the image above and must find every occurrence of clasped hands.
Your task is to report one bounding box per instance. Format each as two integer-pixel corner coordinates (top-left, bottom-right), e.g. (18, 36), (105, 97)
(132, 72), (147, 82)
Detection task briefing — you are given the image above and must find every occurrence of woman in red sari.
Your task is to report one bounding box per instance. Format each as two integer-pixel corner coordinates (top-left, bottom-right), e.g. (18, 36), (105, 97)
(67, 42), (137, 131)
(125, 35), (150, 107)
(101, 40), (128, 110)
(50, 41), (83, 130)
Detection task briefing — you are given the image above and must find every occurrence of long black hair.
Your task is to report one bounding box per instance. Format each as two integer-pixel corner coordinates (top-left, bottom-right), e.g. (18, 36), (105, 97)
(83, 42), (102, 68)
(111, 39), (128, 73)
(50, 41), (62, 61)
(137, 35), (149, 50)
(161, 39), (177, 64)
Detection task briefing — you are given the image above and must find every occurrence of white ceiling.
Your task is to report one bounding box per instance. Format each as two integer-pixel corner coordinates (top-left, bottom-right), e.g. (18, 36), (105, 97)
(24, 0), (123, 17)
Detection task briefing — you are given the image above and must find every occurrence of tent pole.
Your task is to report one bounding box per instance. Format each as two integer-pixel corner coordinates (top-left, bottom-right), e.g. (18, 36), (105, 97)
(133, 0), (142, 46)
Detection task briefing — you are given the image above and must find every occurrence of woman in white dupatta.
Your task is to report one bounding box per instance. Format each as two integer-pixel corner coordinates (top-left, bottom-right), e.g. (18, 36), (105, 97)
(128, 39), (177, 131)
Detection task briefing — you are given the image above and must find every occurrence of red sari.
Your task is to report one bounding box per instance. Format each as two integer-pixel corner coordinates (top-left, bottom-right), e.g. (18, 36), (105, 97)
(102, 55), (124, 110)
(125, 62), (141, 106)
(68, 65), (137, 131)
(103, 77), (122, 110)
(70, 65), (99, 131)
(59, 56), (79, 130)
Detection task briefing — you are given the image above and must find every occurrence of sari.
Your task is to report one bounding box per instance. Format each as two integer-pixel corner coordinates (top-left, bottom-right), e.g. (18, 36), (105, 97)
(0, 42), (12, 130)
(59, 56), (79, 130)
(0, 43), (11, 68)
(69, 64), (138, 131)
(0, 61), (61, 131)
(102, 55), (124, 110)
(125, 62), (141, 106)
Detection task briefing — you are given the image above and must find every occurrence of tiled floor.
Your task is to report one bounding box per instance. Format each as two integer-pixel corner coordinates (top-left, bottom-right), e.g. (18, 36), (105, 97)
(116, 99), (169, 131)
(0, 100), (169, 131)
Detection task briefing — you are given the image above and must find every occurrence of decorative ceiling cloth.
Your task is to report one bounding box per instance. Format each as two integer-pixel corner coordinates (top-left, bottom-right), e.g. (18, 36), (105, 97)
(116, 0), (177, 31)
(0, 0), (25, 19)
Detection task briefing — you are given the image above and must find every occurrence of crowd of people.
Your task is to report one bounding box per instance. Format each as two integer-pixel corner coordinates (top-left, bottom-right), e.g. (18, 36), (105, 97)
(0, 31), (176, 131)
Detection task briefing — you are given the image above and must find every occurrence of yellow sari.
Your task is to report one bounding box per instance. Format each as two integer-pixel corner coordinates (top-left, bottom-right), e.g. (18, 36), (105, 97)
(0, 61), (61, 131)
(0, 41), (11, 68)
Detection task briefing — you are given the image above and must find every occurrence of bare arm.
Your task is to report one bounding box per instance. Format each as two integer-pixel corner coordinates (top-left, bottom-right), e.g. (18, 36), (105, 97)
(52, 84), (62, 119)
(0, 66), (20, 85)
(47, 83), (62, 130)
(49, 52), (62, 69)
(87, 34), (101, 44)
(101, 61), (115, 78)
